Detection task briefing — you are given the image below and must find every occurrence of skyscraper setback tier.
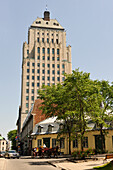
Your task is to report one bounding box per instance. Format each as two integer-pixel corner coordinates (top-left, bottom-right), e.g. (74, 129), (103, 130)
(20, 11), (72, 130)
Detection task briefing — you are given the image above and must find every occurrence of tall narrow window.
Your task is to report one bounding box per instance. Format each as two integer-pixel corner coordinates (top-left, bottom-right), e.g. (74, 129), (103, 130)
(57, 49), (59, 55)
(52, 48), (54, 54)
(37, 38), (39, 42)
(83, 137), (88, 148)
(37, 47), (40, 53)
(42, 38), (44, 43)
(47, 48), (50, 54)
(42, 47), (45, 54)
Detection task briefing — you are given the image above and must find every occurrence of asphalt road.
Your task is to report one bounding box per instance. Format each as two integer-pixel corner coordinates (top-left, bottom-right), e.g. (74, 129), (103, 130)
(0, 158), (57, 170)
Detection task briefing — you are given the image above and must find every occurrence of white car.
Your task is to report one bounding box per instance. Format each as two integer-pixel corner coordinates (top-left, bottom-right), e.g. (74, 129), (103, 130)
(5, 150), (20, 159)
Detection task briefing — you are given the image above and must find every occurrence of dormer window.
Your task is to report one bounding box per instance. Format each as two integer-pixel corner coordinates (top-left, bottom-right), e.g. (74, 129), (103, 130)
(48, 124), (54, 133)
(46, 22), (48, 24)
(59, 124), (64, 130)
(38, 126), (43, 133)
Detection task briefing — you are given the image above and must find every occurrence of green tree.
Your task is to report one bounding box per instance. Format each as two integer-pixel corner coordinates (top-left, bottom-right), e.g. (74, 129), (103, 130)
(7, 130), (17, 150)
(39, 69), (98, 153)
(89, 80), (113, 153)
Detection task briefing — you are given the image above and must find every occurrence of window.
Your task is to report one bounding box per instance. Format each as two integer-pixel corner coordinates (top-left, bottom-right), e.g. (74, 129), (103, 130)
(31, 89), (34, 94)
(52, 64), (55, 68)
(52, 48), (54, 54)
(112, 136), (113, 147)
(42, 70), (45, 74)
(52, 139), (56, 148)
(37, 69), (40, 73)
(31, 96), (34, 101)
(37, 76), (40, 80)
(73, 138), (78, 148)
(32, 76), (34, 80)
(57, 70), (60, 74)
(52, 70), (55, 74)
(37, 47), (40, 53)
(62, 71), (65, 74)
(47, 33), (49, 36)
(57, 57), (60, 61)
(57, 64), (60, 68)
(52, 33), (53, 36)
(60, 138), (65, 149)
(42, 47), (45, 54)
(37, 32), (39, 35)
(62, 64), (65, 69)
(48, 125), (53, 132)
(42, 76), (45, 80)
(37, 139), (42, 147)
(27, 50), (29, 55)
(47, 48), (50, 54)
(52, 57), (55, 61)
(42, 32), (44, 35)
(26, 89), (29, 93)
(52, 77), (55, 81)
(57, 49), (59, 55)
(27, 62), (29, 66)
(42, 63), (45, 67)
(47, 64), (50, 68)
(37, 63), (40, 67)
(47, 77), (50, 81)
(37, 37), (39, 42)
(56, 39), (58, 44)
(47, 70), (50, 74)
(26, 110), (28, 113)
(56, 34), (58, 36)
(38, 126), (42, 133)
(27, 75), (29, 80)
(37, 83), (40, 87)
(47, 38), (49, 43)
(42, 38), (44, 43)
(59, 124), (64, 130)
(27, 69), (29, 73)
(26, 103), (29, 108)
(62, 77), (65, 81)
(42, 56), (45, 60)
(52, 39), (54, 43)
(83, 137), (88, 148)
(47, 56), (50, 60)
(47, 83), (50, 86)
(37, 56), (40, 60)
(26, 82), (29, 86)
(26, 96), (29, 100)
(32, 69), (35, 73)
(32, 82), (34, 87)
(57, 77), (60, 81)
(32, 63), (35, 66)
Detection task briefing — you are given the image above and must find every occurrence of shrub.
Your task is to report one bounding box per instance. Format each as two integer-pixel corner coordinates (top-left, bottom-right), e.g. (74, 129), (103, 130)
(72, 149), (95, 159)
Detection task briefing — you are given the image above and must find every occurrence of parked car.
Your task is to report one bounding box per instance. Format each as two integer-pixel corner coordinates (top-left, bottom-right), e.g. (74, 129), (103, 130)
(0, 151), (6, 157)
(5, 150), (20, 159)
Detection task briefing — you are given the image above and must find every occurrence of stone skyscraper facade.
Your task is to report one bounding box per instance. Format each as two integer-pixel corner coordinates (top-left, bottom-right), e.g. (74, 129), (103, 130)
(18, 11), (72, 131)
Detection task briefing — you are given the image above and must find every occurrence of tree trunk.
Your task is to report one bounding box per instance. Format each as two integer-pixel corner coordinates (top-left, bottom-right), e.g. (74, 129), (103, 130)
(100, 125), (104, 153)
(69, 132), (71, 155)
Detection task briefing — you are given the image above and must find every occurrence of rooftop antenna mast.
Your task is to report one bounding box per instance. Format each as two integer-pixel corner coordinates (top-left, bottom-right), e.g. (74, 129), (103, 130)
(46, 4), (48, 11)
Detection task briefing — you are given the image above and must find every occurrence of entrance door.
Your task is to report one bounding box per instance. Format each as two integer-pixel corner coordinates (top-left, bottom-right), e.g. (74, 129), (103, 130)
(43, 138), (50, 148)
(95, 135), (105, 151)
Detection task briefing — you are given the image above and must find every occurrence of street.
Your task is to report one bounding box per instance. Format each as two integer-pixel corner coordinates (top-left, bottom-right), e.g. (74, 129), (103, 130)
(0, 158), (57, 170)
(0, 157), (105, 170)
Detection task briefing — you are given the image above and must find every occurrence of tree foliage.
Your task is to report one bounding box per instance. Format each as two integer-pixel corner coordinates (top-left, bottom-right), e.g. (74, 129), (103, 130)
(38, 69), (113, 154)
(7, 129), (17, 150)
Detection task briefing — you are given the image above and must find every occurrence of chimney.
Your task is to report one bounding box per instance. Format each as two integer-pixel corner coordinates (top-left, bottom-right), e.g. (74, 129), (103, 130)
(44, 11), (50, 21)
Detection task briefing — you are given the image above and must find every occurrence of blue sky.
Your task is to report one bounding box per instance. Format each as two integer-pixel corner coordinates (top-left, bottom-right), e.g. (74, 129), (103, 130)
(0, 0), (113, 139)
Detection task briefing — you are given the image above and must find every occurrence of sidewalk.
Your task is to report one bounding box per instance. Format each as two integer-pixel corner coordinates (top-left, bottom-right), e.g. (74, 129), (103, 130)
(48, 154), (106, 170)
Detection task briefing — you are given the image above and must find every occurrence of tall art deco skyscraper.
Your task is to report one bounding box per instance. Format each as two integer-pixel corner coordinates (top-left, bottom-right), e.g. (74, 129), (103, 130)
(20, 10), (72, 130)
